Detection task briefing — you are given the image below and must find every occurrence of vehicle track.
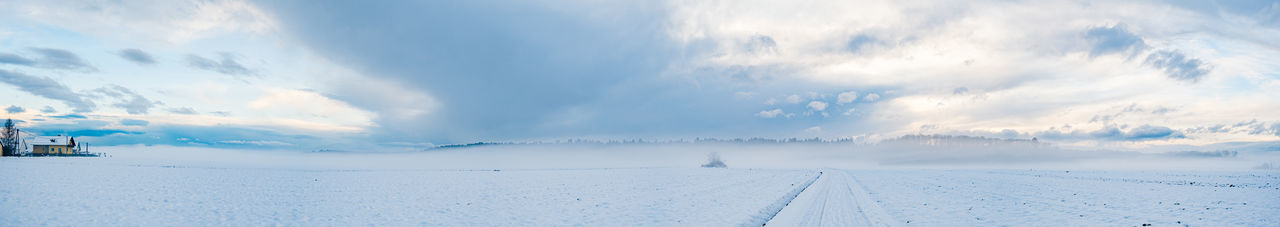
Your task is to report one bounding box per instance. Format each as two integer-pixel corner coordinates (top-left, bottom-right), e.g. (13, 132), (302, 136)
(766, 170), (895, 226)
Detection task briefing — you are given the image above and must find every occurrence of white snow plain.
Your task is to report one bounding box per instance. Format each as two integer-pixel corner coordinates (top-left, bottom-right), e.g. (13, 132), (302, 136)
(1, 145), (1278, 226)
(0, 157), (817, 226)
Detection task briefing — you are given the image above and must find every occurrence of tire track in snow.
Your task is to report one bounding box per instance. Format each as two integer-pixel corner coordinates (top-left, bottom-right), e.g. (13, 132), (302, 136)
(765, 170), (896, 226)
(754, 171), (823, 226)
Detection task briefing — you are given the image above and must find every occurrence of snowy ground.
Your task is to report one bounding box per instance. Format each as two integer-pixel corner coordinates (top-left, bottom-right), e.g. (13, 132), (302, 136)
(768, 169), (1279, 226)
(0, 157), (817, 226)
(845, 169), (1280, 226)
(1, 146), (1277, 226)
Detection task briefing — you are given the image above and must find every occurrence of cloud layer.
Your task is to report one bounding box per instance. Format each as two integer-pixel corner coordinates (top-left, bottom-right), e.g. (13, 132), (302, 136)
(0, 0), (1275, 150)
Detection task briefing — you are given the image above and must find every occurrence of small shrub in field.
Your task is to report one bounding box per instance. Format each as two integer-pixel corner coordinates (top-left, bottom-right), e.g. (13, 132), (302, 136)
(701, 152), (726, 168)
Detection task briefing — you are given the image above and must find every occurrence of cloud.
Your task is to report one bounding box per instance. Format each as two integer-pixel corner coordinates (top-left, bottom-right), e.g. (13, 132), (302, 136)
(28, 48), (97, 72)
(93, 124), (322, 148)
(0, 53), (37, 66)
(40, 106), (56, 113)
(187, 53), (255, 77)
(168, 107), (198, 115)
(0, 69), (96, 112)
(92, 85), (160, 114)
(836, 91), (858, 104)
(863, 93), (880, 102)
(49, 114), (88, 119)
(1194, 119), (1280, 136)
(216, 140), (292, 146)
(744, 35), (779, 55)
(785, 94), (803, 104)
(0, 48), (97, 72)
(842, 107), (856, 116)
(117, 48), (156, 65)
(1038, 124), (1186, 141)
(1116, 125), (1185, 140)
(245, 0), (1279, 146)
(846, 34), (879, 53)
(807, 101), (828, 111)
(1082, 24), (1212, 82)
(0, 0), (277, 45)
(1144, 50), (1212, 82)
(1084, 24), (1147, 58)
(256, 1), (783, 142)
(755, 109), (787, 118)
(120, 119), (149, 126)
(5, 105), (24, 114)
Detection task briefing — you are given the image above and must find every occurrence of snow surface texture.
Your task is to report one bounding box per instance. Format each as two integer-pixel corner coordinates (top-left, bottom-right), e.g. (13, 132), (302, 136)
(849, 170), (1280, 226)
(0, 158), (817, 226)
(1, 146), (1277, 226)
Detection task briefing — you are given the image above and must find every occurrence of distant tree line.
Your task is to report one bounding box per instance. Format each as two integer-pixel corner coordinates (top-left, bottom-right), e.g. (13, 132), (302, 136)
(423, 134), (1050, 151)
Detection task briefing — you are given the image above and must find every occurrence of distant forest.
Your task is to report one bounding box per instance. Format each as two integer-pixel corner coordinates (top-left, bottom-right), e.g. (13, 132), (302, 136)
(426, 134), (1045, 150)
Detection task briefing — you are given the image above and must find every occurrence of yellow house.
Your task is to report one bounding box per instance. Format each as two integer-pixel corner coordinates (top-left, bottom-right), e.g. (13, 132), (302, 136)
(31, 136), (75, 156)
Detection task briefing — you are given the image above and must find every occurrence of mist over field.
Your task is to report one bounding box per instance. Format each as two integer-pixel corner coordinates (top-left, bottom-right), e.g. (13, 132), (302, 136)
(86, 137), (1280, 171)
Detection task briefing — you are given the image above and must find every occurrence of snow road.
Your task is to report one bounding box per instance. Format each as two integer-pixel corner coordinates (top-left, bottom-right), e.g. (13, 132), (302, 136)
(766, 170), (894, 226)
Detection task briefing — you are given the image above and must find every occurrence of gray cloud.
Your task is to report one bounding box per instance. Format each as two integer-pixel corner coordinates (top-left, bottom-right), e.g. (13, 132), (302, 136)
(168, 107), (198, 115)
(0, 52), (37, 66)
(40, 106), (56, 113)
(0, 69), (96, 112)
(1145, 50), (1212, 82)
(28, 48), (97, 72)
(5, 105), (24, 114)
(92, 85), (160, 114)
(846, 34), (879, 53)
(744, 35), (778, 55)
(1084, 24), (1147, 58)
(1037, 124), (1186, 141)
(117, 48), (156, 65)
(1218, 119), (1280, 136)
(1, 48), (96, 72)
(186, 53), (255, 77)
(49, 114), (87, 119)
(257, 1), (768, 143)
(1083, 25), (1212, 82)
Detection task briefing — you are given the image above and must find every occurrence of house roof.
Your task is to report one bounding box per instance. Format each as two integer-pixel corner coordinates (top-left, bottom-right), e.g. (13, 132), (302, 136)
(29, 136), (72, 146)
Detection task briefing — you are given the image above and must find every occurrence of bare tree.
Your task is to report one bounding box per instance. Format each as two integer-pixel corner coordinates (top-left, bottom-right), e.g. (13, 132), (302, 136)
(1, 118), (17, 156)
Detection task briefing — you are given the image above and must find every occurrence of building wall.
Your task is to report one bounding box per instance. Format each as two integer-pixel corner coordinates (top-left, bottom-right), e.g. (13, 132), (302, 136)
(32, 145), (70, 155)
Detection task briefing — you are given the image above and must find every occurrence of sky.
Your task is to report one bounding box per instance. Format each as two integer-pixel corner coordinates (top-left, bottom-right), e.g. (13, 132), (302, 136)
(0, 0), (1277, 151)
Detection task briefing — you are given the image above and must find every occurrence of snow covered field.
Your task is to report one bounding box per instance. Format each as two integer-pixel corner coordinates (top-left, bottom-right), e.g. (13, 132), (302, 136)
(848, 170), (1280, 226)
(0, 157), (817, 226)
(1, 146), (1277, 226)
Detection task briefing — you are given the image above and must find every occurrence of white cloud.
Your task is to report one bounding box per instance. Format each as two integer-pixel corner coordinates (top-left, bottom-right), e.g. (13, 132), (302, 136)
(843, 107), (856, 116)
(755, 109), (787, 118)
(864, 93), (880, 102)
(246, 88), (375, 130)
(785, 94), (803, 104)
(807, 101), (828, 111)
(837, 91), (858, 104)
(804, 126), (822, 133)
(5, 0), (277, 44)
